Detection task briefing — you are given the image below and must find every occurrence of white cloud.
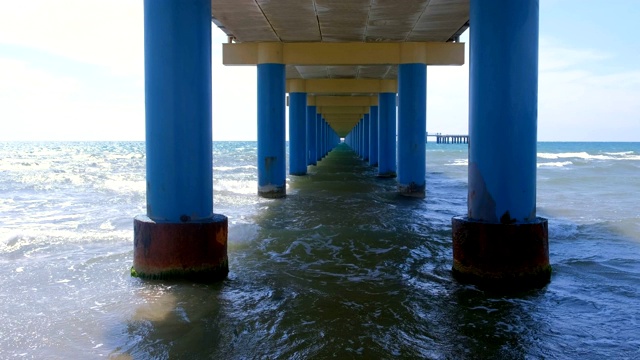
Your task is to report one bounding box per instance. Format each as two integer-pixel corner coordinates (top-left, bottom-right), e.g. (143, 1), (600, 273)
(539, 38), (640, 141)
(0, 0), (143, 76)
(0, 56), (144, 141)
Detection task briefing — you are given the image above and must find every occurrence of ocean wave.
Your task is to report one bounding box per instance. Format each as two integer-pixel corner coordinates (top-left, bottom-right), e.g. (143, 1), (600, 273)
(0, 229), (131, 254)
(216, 179), (257, 195)
(444, 159), (468, 166)
(101, 179), (145, 193)
(537, 152), (612, 160)
(604, 151), (635, 156)
(538, 152), (640, 161)
(537, 161), (573, 168)
(213, 165), (258, 172)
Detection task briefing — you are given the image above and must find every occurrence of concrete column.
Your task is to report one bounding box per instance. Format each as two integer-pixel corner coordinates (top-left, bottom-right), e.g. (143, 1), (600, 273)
(369, 105), (379, 166)
(397, 63), (426, 197)
(452, 0), (550, 291)
(257, 63), (286, 198)
(307, 106), (317, 166)
(363, 114), (370, 162)
(322, 121), (327, 158)
(356, 122), (361, 156)
(358, 120), (363, 158)
(318, 118), (327, 159)
(354, 123), (359, 155)
(378, 92), (397, 178)
(316, 114), (323, 162)
(134, 0), (227, 282)
(289, 92), (307, 175)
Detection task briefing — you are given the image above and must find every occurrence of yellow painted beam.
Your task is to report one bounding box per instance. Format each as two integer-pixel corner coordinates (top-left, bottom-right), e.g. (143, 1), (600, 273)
(287, 79), (397, 94)
(223, 42), (465, 66)
(318, 106), (369, 115)
(322, 113), (363, 121)
(313, 96), (379, 107)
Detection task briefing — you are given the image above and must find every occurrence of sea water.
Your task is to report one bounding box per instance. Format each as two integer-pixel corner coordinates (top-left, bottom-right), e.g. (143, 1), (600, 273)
(1, 141), (639, 359)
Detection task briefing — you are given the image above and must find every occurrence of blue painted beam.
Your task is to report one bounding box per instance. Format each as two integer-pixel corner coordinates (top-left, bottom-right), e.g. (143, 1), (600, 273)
(468, 0), (539, 223)
(257, 63), (286, 198)
(369, 106), (379, 166)
(378, 92), (397, 178)
(307, 105), (317, 166)
(144, 0), (213, 222)
(289, 92), (307, 175)
(397, 63), (426, 197)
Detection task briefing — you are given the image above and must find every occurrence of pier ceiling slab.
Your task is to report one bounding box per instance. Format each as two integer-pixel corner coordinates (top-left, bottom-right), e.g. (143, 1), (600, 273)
(211, 0), (469, 44)
(214, 0), (468, 81)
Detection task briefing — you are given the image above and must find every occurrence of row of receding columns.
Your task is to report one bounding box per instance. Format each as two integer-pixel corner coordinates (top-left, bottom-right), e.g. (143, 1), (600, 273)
(344, 64), (426, 197)
(290, 92), (340, 175)
(258, 64), (342, 198)
(133, 0), (550, 291)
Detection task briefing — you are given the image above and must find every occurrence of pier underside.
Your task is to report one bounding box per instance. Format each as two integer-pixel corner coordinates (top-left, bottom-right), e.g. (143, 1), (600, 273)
(135, 0), (550, 291)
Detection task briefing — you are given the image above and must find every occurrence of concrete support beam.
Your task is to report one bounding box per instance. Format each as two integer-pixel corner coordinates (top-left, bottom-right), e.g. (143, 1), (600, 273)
(318, 106), (370, 115)
(223, 42), (465, 66)
(313, 96), (378, 107)
(287, 79), (397, 95)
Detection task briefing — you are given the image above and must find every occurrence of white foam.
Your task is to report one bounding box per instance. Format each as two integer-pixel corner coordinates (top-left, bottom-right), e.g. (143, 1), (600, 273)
(537, 152), (612, 160)
(213, 165), (257, 171)
(538, 161), (573, 168)
(604, 151), (635, 156)
(538, 151), (640, 161)
(445, 159), (468, 166)
(217, 179), (257, 195)
(101, 178), (145, 193)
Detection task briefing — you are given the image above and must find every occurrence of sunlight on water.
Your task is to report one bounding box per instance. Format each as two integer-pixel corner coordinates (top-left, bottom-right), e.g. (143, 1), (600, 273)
(0, 141), (639, 358)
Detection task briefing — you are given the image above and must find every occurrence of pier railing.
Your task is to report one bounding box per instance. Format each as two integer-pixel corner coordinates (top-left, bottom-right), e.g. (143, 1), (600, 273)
(427, 133), (469, 144)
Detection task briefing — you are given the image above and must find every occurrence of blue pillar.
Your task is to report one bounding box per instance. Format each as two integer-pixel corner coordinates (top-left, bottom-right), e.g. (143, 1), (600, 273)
(289, 92), (307, 175)
(378, 93), (396, 177)
(319, 121), (323, 157)
(360, 120), (364, 157)
(134, 0), (227, 281)
(359, 121), (362, 156)
(363, 114), (370, 162)
(257, 63), (286, 198)
(452, 0), (550, 290)
(320, 118), (325, 159)
(354, 126), (358, 153)
(316, 114), (322, 162)
(307, 105), (317, 166)
(369, 106), (379, 166)
(397, 63), (426, 197)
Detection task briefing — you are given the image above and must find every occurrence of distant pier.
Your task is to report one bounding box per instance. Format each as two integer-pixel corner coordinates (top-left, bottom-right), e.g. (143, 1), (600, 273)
(428, 133), (469, 144)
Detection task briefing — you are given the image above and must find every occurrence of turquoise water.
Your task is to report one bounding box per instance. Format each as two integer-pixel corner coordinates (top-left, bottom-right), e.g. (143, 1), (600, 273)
(0, 141), (639, 359)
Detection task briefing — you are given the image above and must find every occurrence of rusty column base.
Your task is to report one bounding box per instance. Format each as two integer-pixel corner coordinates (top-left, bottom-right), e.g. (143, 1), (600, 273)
(398, 183), (425, 198)
(451, 216), (551, 291)
(132, 214), (228, 282)
(377, 172), (397, 179)
(258, 185), (286, 199)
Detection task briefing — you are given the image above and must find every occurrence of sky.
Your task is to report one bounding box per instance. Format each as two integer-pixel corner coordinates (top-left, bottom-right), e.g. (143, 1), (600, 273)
(0, 1), (639, 142)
